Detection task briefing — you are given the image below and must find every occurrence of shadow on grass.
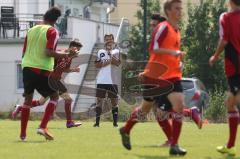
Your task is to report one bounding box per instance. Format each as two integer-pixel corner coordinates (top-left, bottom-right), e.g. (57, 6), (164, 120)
(14, 140), (49, 143)
(205, 156), (240, 159)
(136, 154), (186, 159)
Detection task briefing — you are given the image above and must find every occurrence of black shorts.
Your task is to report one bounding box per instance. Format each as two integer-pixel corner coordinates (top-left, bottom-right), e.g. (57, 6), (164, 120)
(96, 84), (118, 98)
(143, 80), (183, 102)
(23, 67), (56, 98)
(227, 75), (240, 96)
(48, 78), (67, 95)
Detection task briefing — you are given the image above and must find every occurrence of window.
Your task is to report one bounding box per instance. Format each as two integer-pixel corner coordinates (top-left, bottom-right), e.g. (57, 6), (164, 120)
(16, 62), (23, 89)
(181, 80), (194, 90)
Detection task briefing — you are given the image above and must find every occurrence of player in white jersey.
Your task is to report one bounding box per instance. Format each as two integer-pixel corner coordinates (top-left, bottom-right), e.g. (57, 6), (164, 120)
(94, 34), (121, 127)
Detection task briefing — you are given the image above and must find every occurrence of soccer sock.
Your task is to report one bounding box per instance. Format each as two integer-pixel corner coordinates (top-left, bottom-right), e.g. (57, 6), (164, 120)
(227, 111), (239, 148)
(171, 112), (183, 146)
(183, 108), (191, 117)
(112, 106), (119, 125)
(31, 100), (41, 108)
(123, 106), (144, 134)
(39, 101), (57, 129)
(20, 106), (30, 138)
(95, 106), (102, 125)
(157, 118), (172, 142)
(65, 100), (72, 122)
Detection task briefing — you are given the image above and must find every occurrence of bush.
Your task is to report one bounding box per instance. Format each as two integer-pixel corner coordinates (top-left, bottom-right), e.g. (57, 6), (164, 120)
(205, 87), (226, 123)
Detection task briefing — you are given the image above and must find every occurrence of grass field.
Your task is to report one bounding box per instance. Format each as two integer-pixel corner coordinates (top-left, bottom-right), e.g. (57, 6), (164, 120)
(0, 120), (240, 159)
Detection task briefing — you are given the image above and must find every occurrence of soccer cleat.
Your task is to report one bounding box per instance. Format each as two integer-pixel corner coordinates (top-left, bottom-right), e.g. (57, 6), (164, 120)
(169, 145), (187, 156)
(159, 140), (171, 147)
(37, 128), (54, 140)
(216, 145), (236, 156)
(66, 121), (82, 128)
(93, 123), (100, 127)
(20, 136), (26, 142)
(119, 127), (131, 150)
(191, 107), (203, 129)
(12, 104), (23, 119)
(113, 123), (118, 128)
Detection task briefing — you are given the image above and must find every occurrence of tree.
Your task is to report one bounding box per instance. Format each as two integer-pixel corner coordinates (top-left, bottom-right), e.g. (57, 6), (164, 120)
(127, 0), (161, 61)
(183, 0), (227, 90)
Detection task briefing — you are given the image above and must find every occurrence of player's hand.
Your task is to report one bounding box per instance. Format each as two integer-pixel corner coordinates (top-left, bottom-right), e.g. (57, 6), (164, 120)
(175, 51), (186, 59)
(209, 55), (219, 67)
(68, 47), (79, 57)
(138, 72), (145, 82)
(73, 67), (80, 72)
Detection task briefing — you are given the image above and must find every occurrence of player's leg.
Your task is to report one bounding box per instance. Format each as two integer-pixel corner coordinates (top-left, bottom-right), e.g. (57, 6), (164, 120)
(36, 75), (58, 140)
(110, 98), (119, 127)
(217, 91), (239, 156)
(183, 106), (202, 129)
(109, 84), (119, 127)
(153, 97), (172, 147)
(168, 91), (187, 156)
(94, 84), (107, 127)
(12, 96), (48, 119)
(19, 68), (35, 141)
(119, 99), (153, 150)
(60, 92), (82, 128)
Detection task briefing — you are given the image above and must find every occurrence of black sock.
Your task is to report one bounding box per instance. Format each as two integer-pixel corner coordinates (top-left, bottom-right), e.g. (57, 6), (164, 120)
(95, 106), (102, 125)
(112, 107), (118, 125)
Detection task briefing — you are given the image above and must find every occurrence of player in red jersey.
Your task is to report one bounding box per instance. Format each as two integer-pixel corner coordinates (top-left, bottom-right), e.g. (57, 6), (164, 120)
(13, 40), (83, 128)
(209, 0), (240, 156)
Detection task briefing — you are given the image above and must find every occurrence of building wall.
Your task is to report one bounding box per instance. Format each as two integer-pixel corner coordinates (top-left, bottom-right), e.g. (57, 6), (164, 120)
(0, 40), (69, 112)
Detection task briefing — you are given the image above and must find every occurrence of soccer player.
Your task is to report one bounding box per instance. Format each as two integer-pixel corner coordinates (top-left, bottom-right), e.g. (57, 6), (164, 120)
(19, 7), (78, 141)
(94, 34), (121, 127)
(12, 40), (83, 128)
(120, 0), (189, 155)
(149, 13), (202, 147)
(209, 0), (240, 156)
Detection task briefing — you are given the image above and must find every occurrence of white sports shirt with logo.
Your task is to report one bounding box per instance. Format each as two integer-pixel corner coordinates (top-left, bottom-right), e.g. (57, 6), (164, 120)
(96, 48), (120, 85)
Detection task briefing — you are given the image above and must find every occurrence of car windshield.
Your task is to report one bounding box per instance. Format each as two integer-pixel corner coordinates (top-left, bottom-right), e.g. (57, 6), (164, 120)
(181, 80), (194, 90)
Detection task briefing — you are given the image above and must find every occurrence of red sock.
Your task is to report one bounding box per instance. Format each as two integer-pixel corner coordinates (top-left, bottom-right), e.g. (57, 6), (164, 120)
(227, 111), (239, 148)
(123, 107), (143, 134)
(157, 118), (172, 142)
(20, 106), (30, 138)
(31, 100), (41, 107)
(183, 108), (191, 117)
(65, 101), (72, 122)
(39, 101), (57, 128)
(171, 112), (183, 146)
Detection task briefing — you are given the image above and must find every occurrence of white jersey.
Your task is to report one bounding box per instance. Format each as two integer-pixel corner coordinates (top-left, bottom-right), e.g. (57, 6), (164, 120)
(96, 48), (120, 84)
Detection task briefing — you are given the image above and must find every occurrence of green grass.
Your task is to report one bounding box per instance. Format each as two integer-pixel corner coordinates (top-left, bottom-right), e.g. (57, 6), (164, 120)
(0, 120), (240, 159)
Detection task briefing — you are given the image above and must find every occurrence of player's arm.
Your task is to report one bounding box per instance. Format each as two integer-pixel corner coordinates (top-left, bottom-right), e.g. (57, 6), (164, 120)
(45, 28), (76, 58)
(111, 50), (121, 66)
(209, 13), (228, 66)
(95, 50), (111, 68)
(64, 67), (80, 73)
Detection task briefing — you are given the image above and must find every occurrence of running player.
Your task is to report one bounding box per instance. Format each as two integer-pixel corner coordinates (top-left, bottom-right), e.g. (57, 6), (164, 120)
(209, 0), (240, 156)
(150, 13), (202, 147)
(12, 40), (83, 128)
(20, 7), (78, 141)
(120, 0), (189, 155)
(94, 34), (121, 127)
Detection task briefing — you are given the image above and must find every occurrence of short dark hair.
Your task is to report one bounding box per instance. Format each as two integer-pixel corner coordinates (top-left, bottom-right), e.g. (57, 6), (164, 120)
(151, 13), (167, 22)
(164, 0), (182, 16)
(231, 0), (240, 6)
(43, 7), (61, 22)
(69, 39), (83, 48)
(104, 34), (114, 41)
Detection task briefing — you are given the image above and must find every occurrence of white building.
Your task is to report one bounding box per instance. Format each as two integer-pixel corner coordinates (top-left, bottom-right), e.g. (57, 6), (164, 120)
(0, 0), (129, 113)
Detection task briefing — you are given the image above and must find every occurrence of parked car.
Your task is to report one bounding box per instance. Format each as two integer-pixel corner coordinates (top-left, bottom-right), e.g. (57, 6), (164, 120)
(181, 77), (210, 113)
